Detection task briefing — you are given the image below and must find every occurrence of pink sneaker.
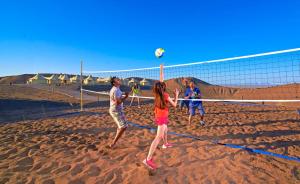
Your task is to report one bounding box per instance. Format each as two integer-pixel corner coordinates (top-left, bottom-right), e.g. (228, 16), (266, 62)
(143, 158), (157, 170)
(162, 143), (173, 149)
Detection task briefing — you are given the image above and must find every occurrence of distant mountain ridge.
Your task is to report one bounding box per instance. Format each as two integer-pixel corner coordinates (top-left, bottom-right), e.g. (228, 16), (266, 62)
(1, 74), (299, 104)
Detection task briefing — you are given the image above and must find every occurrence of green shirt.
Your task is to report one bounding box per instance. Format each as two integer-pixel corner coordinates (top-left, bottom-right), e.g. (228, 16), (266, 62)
(132, 87), (140, 94)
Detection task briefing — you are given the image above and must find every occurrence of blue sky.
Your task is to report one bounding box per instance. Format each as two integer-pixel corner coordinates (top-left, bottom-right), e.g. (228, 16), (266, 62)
(0, 0), (300, 78)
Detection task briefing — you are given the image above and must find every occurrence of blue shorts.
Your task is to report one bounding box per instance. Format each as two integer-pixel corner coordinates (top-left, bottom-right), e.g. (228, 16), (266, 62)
(180, 100), (189, 108)
(189, 103), (205, 116)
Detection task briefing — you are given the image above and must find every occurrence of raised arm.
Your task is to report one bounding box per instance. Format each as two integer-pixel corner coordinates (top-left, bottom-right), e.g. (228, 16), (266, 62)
(167, 89), (179, 107)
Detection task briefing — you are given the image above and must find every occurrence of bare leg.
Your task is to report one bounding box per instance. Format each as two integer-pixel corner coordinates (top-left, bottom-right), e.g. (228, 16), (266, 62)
(188, 114), (192, 125)
(147, 125), (165, 160)
(163, 125), (168, 144)
(110, 127), (127, 148)
(130, 96), (134, 106)
(137, 96), (140, 107)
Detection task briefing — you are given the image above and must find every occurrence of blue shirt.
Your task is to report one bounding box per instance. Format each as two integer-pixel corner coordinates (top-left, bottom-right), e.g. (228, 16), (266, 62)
(184, 87), (202, 106)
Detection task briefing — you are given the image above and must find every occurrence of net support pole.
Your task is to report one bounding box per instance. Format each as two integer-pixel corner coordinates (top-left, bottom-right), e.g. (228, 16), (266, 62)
(160, 64), (164, 82)
(80, 60), (83, 112)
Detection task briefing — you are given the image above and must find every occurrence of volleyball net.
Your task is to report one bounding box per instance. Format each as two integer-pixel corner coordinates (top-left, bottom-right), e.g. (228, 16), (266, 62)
(79, 48), (300, 163)
(80, 48), (300, 106)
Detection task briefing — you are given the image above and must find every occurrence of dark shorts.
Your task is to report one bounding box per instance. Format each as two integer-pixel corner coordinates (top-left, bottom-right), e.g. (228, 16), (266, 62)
(189, 103), (205, 116)
(180, 100), (189, 108)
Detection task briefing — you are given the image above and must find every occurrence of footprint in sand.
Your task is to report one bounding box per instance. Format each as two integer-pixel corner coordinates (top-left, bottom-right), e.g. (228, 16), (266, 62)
(0, 152), (11, 161)
(135, 163), (142, 167)
(168, 161), (182, 167)
(75, 156), (85, 163)
(71, 163), (84, 176)
(103, 172), (122, 184)
(83, 156), (98, 165)
(0, 148), (17, 160)
(37, 162), (59, 175)
(148, 169), (156, 176)
(69, 136), (79, 142)
(42, 179), (55, 184)
(68, 179), (85, 184)
(12, 157), (34, 172)
(98, 149), (109, 156)
(32, 162), (44, 171)
(0, 163), (9, 170)
(86, 144), (98, 151)
(26, 177), (36, 184)
(8, 147), (30, 160)
(28, 147), (40, 157)
(16, 156), (34, 165)
(85, 165), (101, 177)
(74, 145), (86, 152)
(53, 165), (71, 175)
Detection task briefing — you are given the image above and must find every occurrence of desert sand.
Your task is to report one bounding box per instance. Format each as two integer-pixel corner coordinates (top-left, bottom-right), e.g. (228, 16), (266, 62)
(0, 83), (300, 184)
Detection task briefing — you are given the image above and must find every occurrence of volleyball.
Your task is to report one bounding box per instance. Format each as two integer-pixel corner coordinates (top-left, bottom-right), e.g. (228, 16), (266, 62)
(155, 48), (165, 58)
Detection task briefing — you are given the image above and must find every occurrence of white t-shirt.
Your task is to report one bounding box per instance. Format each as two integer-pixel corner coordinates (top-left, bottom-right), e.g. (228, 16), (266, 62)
(110, 86), (123, 111)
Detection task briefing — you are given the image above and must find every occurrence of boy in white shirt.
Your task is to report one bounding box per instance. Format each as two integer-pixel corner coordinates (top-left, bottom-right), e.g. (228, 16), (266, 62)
(109, 76), (129, 148)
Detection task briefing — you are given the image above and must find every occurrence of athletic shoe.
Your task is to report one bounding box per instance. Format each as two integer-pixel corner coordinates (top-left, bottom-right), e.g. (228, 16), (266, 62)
(143, 158), (157, 170)
(162, 143), (173, 149)
(200, 121), (205, 126)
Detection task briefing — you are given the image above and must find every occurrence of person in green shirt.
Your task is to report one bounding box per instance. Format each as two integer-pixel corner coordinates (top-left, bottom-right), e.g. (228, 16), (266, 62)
(130, 83), (141, 108)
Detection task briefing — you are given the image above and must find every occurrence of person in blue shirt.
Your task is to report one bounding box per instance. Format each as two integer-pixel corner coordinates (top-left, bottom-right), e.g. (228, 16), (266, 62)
(184, 81), (205, 125)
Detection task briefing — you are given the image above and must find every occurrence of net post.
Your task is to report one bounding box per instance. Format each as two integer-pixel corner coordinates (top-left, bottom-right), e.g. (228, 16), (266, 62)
(80, 60), (83, 112)
(160, 64), (164, 82)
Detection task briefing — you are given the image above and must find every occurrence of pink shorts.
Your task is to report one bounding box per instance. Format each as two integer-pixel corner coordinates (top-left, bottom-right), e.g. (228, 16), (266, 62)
(155, 116), (168, 125)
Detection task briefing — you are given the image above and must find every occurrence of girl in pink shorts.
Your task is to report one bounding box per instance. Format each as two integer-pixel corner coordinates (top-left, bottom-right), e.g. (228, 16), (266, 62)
(143, 82), (179, 170)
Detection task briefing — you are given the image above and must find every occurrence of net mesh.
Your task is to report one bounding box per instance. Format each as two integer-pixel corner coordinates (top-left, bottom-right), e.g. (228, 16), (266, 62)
(82, 48), (300, 102)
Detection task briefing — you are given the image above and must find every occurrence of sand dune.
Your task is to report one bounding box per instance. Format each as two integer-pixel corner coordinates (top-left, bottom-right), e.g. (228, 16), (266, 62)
(0, 85), (80, 123)
(2, 74), (299, 102)
(0, 74), (34, 84)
